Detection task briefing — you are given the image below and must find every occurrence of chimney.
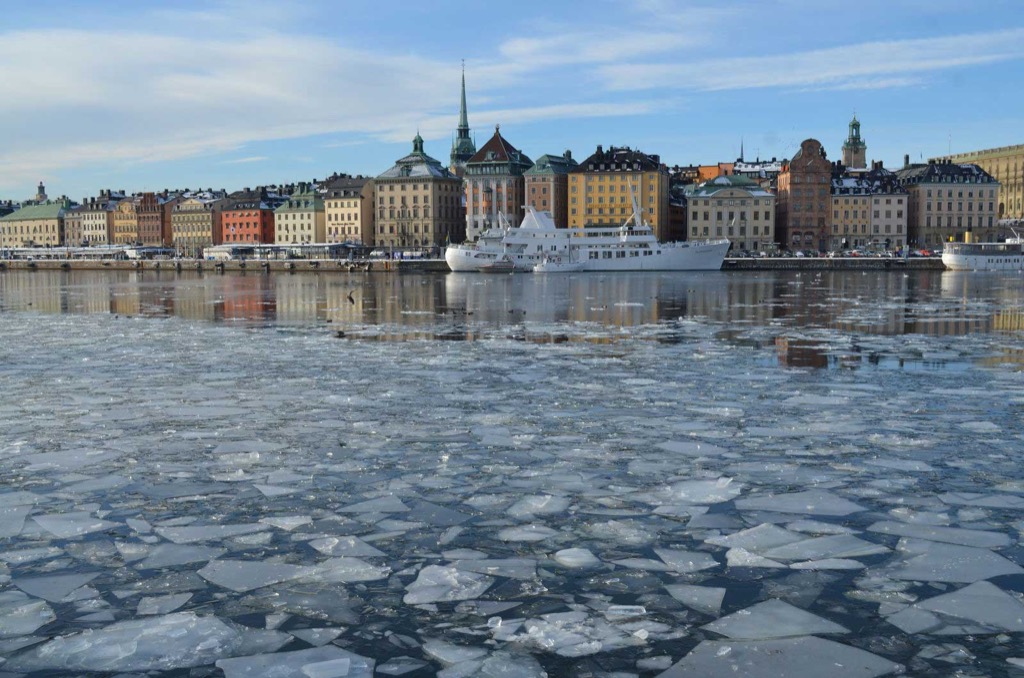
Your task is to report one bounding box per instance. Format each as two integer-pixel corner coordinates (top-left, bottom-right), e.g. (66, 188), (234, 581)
(596, 144), (603, 155)
(564, 149), (572, 161)
(903, 154), (910, 169)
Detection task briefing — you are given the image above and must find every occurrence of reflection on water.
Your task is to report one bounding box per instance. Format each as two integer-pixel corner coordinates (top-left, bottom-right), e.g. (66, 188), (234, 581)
(2, 269), (1023, 351)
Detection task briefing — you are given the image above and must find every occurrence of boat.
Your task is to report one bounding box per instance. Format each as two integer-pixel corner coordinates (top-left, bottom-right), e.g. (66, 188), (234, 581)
(478, 256), (516, 273)
(444, 186), (730, 273)
(533, 254), (583, 273)
(941, 230), (1024, 271)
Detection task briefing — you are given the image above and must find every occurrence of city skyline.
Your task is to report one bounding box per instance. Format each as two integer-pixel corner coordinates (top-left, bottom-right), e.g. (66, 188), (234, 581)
(2, 0), (1022, 201)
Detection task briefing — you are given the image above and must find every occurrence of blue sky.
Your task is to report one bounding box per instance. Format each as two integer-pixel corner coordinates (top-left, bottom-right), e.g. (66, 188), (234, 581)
(2, 0), (1022, 201)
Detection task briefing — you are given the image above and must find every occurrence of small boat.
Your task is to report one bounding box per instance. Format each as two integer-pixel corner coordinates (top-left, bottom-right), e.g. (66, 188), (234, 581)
(533, 254), (583, 273)
(479, 256), (516, 273)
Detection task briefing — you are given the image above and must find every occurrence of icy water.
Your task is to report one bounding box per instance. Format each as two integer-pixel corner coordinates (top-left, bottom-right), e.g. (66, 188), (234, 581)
(1, 268), (1024, 678)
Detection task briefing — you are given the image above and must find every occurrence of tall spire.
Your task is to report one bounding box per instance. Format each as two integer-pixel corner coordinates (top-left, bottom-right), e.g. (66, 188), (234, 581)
(458, 60), (469, 132)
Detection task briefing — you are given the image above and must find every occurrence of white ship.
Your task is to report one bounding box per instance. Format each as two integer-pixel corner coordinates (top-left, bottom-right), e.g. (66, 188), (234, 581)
(445, 190), (730, 273)
(942, 230), (1024, 271)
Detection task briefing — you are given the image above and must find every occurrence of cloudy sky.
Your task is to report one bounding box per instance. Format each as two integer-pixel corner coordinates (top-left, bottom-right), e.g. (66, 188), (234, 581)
(2, 0), (1022, 200)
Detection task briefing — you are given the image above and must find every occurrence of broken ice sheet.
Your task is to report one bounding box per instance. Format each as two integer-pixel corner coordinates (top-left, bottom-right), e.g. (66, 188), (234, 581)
(155, 522), (266, 544)
(735, 490), (866, 516)
(216, 646), (374, 678)
(881, 538), (1024, 583)
(867, 521), (1010, 548)
(198, 559), (316, 593)
(0, 504), (31, 539)
(657, 636), (902, 678)
(14, 572), (99, 602)
(553, 548), (602, 568)
(32, 511), (119, 538)
(5, 612), (290, 673)
(309, 535), (386, 557)
(665, 584), (726, 616)
(137, 592), (192, 615)
(702, 599), (848, 639)
(403, 565), (494, 604)
(886, 581), (1024, 634)
(0, 591), (55, 638)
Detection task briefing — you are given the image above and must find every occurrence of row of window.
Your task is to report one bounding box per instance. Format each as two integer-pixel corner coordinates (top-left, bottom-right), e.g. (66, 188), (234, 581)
(925, 216), (994, 228)
(834, 210), (903, 219)
(693, 211), (772, 222)
(925, 202), (993, 212)
(926, 189), (996, 198)
(692, 226), (771, 237)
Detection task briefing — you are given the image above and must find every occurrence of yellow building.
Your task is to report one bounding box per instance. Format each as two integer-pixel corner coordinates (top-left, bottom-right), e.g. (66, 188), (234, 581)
(112, 197), (140, 245)
(933, 144), (1024, 224)
(0, 199), (71, 248)
(685, 175), (775, 252)
(568, 145), (674, 241)
(275, 182), (325, 245)
(323, 175), (374, 245)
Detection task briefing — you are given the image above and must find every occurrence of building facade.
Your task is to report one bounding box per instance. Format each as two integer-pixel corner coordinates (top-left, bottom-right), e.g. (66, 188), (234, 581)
(0, 199), (70, 248)
(685, 175), (776, 252)
(112, 197), (140, 245)
(79, 191), (123, 247)
(221, 188), (280, 245)
(776, 139), (832, 252)
(275, 183), (325, 245)
(463, 126), (533, 241)
(895, 161), (1001, 248)
(137, 192), (174, 246)
(449, 66), (476, 178)
(63, 204), (85, 247)
(524, 151), (577, 228)
(171, 193), (228, 256)
(568, 145), (673, 240)
(830, 164), (907, 250)
(932, 144), (1024, 225)
(842, 115), (867, 169)
(323, 174), (374, 245)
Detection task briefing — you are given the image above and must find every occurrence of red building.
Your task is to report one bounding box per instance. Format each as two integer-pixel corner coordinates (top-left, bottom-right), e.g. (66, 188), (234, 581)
(220, 188), (281, 244)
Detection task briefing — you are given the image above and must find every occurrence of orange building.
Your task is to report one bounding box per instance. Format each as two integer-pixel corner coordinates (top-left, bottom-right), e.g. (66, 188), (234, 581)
(221, 188), (280, 244)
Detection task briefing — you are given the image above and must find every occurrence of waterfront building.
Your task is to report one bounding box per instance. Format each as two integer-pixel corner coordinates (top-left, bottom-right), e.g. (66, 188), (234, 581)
(79, 190), (123, 247)
(221, 188), (281, 245)
(463, 126), (533, 241)
(275, 182), (325, 245)
(137, 192), (179, 247)
(776, 139), (832, 252)
(375, 134), (464, 249)
(524, 152), (577, 229)
(931, 144), (1024, 225)
(112, 197), (140, 245)
(669, 165), (702, 186)
(171, 192), (228, 257)
(0, 198), (71, 248)
(322, 174), (374, 245)
(63, 204), (85, 248)
(732, 157), (783, 190)
(830, 162), (906, 250)
(568, 145), (673, 241)
(842, 115), (867, 169)
(449, 66), (477, 179)
(685, 175), (776, 252)
(895, 160), (1000, 248)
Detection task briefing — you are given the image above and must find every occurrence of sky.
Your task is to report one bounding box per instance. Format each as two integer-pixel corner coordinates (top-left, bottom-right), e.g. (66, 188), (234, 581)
(1, 0), (1022, 201)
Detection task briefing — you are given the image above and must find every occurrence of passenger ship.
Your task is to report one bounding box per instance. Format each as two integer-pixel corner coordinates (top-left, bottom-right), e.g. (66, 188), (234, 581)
(445, 194), (730, 273)
(942, 230), (1024, 271)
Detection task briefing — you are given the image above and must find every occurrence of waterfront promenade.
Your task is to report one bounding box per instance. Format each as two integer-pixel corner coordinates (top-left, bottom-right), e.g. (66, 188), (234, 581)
(0, 256), (946, 273)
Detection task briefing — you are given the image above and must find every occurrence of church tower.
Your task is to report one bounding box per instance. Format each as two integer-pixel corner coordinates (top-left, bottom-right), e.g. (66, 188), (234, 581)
(842, 115), (867, 169)
(449, 63), (476, 178)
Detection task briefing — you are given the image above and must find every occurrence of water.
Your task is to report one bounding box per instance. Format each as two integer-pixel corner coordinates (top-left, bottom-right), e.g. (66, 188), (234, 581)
(1, 269), (1024, 677)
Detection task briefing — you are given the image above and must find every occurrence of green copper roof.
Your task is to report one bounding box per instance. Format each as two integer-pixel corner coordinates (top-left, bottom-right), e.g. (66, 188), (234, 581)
(0, 200), (70, 222)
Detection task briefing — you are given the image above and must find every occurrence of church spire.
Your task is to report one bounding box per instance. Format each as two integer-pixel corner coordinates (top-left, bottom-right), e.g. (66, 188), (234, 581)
(450, 59), (477, 177)
(458, 60), (469, 133)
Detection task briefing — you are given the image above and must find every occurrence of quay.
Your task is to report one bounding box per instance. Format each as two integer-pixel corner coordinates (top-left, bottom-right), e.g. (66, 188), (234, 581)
(0, 257), (946, 273)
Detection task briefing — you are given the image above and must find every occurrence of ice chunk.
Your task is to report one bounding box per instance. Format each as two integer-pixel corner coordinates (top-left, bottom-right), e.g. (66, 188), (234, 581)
(883, 538), (1024, 583)
(642, 477), (743, 505)
(309, 535), (386, 557)
(411, 500), (472, 526)
(260, 516), (313, 531)
(198, 559), (316, 593)
(887, 581), (1024, 634)
(938, 492), (1024, 509)
(790, 559), (866, 570)
(6, 612), (289, 673)
(403, 565), (494, 604)
(654, 548), (718, 573)
(217, 646), (373, 678)
(867, 521), (1010, 548)
(726, 548), (786, 568)
(735, 490), (866, 516)
(0, 546), (63, 565)
(657, 636), (902, 677)
(32, 511), (119, 538)
(311, 557), (390, 583)
(0, 592), (55, 638)
(422, 638), (489, 664)
(455, 558), (537, 580)
(14, 572), (99, 602)
(254, 484), (298, 497)
(0, 505), (31, 539)
(137, 593), (192, 615)
(497, 525), (559, 542)
(155, 523), (265, 544)
(706, 523), (807, 552)
(290, 627), (344, 647)
(553, 548), (601, 568)
(507, 495), (571, 518)
(665, 584), (726, 616)
(656, 440), (728, 456)
(703, 599), (848, 639)
(337, 496), (410, 513)
(377, 656), (430, 675)
(761, 535), (889, 561)
(136, 544), (225, 569)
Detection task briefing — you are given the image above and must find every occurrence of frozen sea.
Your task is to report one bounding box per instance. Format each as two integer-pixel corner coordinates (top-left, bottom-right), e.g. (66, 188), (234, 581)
(1, 268), (1024, 677)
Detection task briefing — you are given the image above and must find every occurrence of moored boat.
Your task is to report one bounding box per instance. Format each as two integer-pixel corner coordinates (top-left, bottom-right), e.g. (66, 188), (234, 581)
(942, 230), (1024, 271)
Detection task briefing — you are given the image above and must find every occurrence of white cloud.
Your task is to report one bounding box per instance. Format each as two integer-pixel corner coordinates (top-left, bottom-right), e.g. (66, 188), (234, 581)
(599, 28), (1024, 92)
